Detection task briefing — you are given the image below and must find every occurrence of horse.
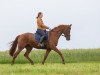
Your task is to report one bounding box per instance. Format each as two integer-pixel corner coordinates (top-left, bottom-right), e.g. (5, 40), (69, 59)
(9, 24), (72, 65)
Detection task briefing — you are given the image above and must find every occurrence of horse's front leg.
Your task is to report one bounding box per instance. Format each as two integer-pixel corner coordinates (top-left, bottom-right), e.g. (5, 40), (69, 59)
(51, 46), (65, 64)
(42, 49), (51, 65)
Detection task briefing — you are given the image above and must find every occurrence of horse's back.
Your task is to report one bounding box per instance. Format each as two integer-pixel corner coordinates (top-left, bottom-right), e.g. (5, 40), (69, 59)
(18, 32), (35, 43)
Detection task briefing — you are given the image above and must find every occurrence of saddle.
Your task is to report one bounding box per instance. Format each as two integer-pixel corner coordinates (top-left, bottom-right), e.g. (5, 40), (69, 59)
(35, 31), (49, 43)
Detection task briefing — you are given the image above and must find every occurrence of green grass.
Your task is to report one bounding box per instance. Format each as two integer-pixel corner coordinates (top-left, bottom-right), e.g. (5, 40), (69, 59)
(0, 49), (100, 75)
(0, 63), (100, 75)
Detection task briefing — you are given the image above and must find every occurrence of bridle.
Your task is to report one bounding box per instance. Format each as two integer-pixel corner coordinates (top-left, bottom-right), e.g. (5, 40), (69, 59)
(48, 29), (68, 37)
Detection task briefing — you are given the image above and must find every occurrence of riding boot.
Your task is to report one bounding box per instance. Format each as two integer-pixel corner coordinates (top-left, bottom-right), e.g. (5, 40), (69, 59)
(38, 36), (45, 47)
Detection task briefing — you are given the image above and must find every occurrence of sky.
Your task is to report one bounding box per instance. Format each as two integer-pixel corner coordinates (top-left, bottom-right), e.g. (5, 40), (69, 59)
(0, 0), (100, 51)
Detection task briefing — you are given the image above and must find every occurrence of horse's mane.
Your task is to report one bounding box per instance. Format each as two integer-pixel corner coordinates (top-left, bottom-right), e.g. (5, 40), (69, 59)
(51, 25), (63, 32)
(51, 25), (64, 31)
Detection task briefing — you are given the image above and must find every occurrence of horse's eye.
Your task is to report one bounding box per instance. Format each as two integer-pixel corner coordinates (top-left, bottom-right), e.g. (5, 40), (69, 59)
(67, 30), (69, 32)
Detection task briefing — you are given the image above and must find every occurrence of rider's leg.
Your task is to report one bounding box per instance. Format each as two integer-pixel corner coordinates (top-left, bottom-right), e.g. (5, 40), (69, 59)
(40, 35), (45, 44)
(37, 29), (46, 47)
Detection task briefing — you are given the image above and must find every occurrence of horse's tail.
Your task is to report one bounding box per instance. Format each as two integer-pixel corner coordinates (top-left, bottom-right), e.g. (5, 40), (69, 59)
(9, 35), (20, 57)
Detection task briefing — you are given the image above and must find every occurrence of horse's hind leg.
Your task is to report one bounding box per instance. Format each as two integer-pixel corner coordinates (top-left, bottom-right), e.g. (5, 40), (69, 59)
(11, 47), (23, 65)
(24, 46), (34, 65)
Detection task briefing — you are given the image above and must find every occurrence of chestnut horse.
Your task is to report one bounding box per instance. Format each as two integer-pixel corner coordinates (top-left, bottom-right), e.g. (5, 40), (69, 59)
(9, 24), (72, 65)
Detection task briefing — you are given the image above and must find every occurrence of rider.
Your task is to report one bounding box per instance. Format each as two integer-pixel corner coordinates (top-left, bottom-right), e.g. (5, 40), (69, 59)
(36, 12), (50, 47)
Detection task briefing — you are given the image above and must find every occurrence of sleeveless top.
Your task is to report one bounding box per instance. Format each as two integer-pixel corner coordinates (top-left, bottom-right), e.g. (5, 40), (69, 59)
(37, 17), (49, 30)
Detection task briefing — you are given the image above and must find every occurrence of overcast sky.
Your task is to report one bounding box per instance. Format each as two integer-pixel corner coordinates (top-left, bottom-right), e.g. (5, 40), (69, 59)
(0, 0), (100, 51)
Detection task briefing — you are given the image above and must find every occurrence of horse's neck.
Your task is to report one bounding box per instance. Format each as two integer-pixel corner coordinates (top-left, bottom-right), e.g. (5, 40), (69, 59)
(51, 27), (63, 38)
(49, 29), (63, 45)
(55, 30), (62, 39)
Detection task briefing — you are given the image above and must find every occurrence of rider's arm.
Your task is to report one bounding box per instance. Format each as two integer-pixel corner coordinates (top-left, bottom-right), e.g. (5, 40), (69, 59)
(37, 18), (49, 29)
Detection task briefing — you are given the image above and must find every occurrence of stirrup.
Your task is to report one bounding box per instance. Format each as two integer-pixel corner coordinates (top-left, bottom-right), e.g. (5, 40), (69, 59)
(38, 43), (44, 47)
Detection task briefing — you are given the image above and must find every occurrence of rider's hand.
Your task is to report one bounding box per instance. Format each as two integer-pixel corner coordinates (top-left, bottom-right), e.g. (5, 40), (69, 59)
(49, 28), (52, 31)
(47, 27), (51, 31)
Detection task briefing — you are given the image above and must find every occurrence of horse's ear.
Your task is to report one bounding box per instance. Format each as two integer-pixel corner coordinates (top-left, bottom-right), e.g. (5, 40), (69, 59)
(70, 24), (72, 27)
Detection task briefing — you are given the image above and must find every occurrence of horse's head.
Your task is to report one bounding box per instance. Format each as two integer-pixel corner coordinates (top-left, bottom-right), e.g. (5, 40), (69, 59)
(62, 24), (72, 41)
(50, 24), (72, 41)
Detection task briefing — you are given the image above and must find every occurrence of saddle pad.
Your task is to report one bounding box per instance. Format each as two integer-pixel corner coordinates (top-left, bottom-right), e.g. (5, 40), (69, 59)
(35, 33), (48, 42)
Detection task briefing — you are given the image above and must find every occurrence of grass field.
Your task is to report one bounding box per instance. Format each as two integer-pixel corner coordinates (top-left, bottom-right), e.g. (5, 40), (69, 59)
(0, 49), (100, 75)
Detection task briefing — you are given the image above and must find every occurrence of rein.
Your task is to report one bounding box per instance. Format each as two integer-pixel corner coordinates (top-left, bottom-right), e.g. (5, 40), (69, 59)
(48, 29), (64, 37)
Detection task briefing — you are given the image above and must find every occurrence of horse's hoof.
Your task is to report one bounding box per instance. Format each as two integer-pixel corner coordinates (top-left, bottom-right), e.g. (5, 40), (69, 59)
(62, 62), (65, 65)
(42, 62), (44, 65)
(30, 62), (34, 65)
(11, 63), (14, 65)
(31, 63), (34, 65)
